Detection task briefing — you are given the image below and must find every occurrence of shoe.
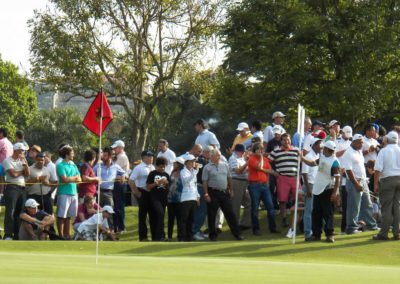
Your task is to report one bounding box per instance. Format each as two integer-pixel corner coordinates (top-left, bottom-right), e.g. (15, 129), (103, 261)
(239, 225), (251, 231)
(305, 235), (321, 242)
(286, 228), (294, 238)
(326, 236), (335, 243)
(253, 230), (261, 236)
(234, 235), (245, 241)
(346, 230), (362, 235)
(193, 232), (205, 241)
(3, 237), (12, 241)
(372, 234), (388, 241)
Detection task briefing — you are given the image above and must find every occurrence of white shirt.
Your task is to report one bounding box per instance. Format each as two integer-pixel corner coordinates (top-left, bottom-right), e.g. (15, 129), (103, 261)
(3, 156), (26, 186)
(129, 162), (155, 190)
(77, 213), (109, 233)
(341, 146), (366, 180)
(374, 144), (400, 179)
(27, 164), (52, 195)
(228, 152), (248, 180)
(157, 148), (176, 175)
(362, 136), (379, 163)
(115, 151), (130, 176)
(336, 138), (351, 186)
(46, 161), (58, 182)
(301, 149), (319, 185)
(263, 123), (285, 143)
(180, 167), (199, 202)
(302, 133), (314, 152)
(195, 129), (220, 149)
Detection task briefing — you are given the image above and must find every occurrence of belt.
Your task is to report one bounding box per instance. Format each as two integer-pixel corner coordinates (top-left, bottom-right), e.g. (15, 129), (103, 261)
(100, 188), (113, 192)
(232, 177), (247, 181)
(208, 187), (227, 192)
(248, 181), (268, 185)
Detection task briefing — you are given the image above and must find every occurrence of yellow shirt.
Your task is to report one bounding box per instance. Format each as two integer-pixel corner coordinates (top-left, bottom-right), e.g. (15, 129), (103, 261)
(231, 132), (253, 150)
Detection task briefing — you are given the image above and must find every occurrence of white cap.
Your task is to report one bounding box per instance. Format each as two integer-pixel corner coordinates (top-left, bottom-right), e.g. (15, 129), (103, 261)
(25, 199), (40, 208)
(272, 125), (285, 135)
(342, 126), (353, 138)
(272, 111), (286, 119)
(102, 205), (115, 214)
(387, 131), (399, 143)
(175, 156), (185, 165)
(323, 140), (336, 151)
(236, 122), (249, 131)
(183, 154), (196, 161)
(111, 140), (125, 148)
(328, 120), (341, 128)
(310, 137), (322, 147)
(352, 134), (363, 141)
(13, 142), (29, 151)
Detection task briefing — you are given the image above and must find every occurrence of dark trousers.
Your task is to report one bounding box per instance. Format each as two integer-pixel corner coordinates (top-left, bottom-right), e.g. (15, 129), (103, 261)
(207, 189), (241, 239)
(269, 175), (279, 210)
(100, 189), (114, 230)
(340, 185), (347, 232)
(167, 202), (179, 239)
(178, 200), (197, 241)
(27, 193), (53, 214)
(4, 185), (26, 239)
(138, 188), (154, 241)
(150, 190), (168, 241)
(312, 188), (334, 238)
(113, 182), (126, 232)
(248, 182), (276, 233)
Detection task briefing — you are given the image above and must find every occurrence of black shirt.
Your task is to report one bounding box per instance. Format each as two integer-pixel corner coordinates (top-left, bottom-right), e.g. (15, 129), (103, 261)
(146, 170), (171, 192)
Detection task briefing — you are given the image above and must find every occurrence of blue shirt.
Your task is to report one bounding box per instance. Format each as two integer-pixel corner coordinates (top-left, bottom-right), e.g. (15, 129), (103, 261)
(93, 162), (125, 190)
(195, 129), (220, 149)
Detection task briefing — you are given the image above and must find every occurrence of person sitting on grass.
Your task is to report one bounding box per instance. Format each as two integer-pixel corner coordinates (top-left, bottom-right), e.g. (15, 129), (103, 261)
(19, 199), (55, 240)
(73, 195), (100, 232)
(75, 205), (116, 241)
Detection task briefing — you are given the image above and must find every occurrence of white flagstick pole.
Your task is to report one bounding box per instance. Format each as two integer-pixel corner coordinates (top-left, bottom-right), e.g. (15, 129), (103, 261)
(96, 91), (104, 265)
(292, 105), (305, 244)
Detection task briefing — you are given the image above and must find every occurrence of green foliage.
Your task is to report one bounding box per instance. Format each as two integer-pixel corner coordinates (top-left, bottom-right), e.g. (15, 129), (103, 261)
(0, 56), (38, 135)
(218, 0), (400, 128)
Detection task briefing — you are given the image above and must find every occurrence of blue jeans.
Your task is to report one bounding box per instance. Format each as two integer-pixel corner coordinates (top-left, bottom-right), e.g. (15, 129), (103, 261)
(302, 185), (313, 237)
(346, 180), (377, 232)
(248, 182), (276, 232)
(193, 185), (207, 234)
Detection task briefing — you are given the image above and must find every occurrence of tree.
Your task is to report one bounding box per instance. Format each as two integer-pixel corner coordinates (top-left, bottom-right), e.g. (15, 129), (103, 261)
(219, 0), (400, 128)
(29, 0), (224, 156)
(0, 56), (38, 135)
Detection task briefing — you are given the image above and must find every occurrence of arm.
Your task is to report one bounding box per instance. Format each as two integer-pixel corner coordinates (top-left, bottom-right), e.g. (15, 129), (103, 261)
(331, 167), (341, 202)
(302, 173), (312, 197)
(227, 176), (233, 198)
(203, 181), (210, 203)
(300, 154), (318, 167)
(373, 170), (381, 194)
(128, 179), (141, 197)
(346, 170), (363, 192)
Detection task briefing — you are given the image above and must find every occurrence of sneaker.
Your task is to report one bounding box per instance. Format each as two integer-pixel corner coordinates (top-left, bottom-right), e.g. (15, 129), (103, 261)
(372, 234), (388, 241)
(326, 236), (335, 243)
(3, 237), (12, 241)
(346, 230), (362, 235)
(193, 232), (205, 241)
(305, 235), (321, 242)
(286, 228), (294, 238)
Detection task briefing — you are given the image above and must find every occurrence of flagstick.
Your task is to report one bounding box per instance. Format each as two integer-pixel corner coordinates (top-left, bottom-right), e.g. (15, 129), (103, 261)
(95, 89), (104, 265)
(292, 105), (305, 244)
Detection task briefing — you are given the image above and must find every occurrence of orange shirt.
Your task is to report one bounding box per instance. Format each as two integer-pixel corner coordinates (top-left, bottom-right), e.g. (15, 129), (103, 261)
(247, 154), (271, 183)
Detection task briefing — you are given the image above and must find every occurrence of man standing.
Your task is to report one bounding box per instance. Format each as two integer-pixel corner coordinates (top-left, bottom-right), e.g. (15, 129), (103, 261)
(231, 122), (253, 151)
(202, 148), (244, 241)
(263, 111), (286, 144)
(292, 117), (312, 148)
(244, 120), (263, 149)
(363, 124), (380, 163)
(3, 142), (30, 240)
(373, 131), (400, 240)
(194, 119), (220, 149)
(128, 150), (155, 241)
(342, 134), (378, 234)
(78, 150), (99, 201)
(0, 128), (13, 163)
(157, 139), (176, 175)
(303, 120), (326, 155)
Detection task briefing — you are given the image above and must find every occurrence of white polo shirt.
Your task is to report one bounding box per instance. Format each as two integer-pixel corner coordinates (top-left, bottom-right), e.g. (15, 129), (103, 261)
(301, 149), (319, 185)
(374, 144), (400, 179)
(341, 146), (366, 179)
(362, 136), (379, 163)
(3, 157), (26, 186)
(115, 151), (130, 176)
(157, 148), (176, 175)
(195, 129), (220, 149)
(129, 162), (155, 190)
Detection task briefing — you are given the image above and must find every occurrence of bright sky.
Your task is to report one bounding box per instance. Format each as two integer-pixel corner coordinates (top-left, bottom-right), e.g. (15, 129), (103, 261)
(0, 0), (49, 73)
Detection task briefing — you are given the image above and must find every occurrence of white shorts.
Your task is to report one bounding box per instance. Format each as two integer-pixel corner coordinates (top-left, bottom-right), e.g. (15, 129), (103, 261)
(57, 195), (78, 218)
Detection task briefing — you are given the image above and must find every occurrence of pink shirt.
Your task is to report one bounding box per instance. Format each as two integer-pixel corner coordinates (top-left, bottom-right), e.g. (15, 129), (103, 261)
(0, 137), (13, 163)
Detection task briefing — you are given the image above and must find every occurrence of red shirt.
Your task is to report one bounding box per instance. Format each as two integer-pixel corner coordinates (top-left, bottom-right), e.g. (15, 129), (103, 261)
(248, 155), (271, 183)
(78, 162), (97, 198)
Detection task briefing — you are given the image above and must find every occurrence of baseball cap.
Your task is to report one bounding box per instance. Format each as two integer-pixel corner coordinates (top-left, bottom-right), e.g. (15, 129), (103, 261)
(342, 126), (353, 138)
(183, 153), (196, 161)
(236, 122), (249, 131)
(324, 140), (336, 151)
(141, 150), (154, 157)
(310, 137), (322, 147)
(272, 111), (286, 119)
(234, 144), (245, 152)
(25, 199), (40, 208)
(102, 205), (115, 214)
(312, 130), (327, 139)
(13, 142), (29, 151)
(387, 131), (399, 142)
(352, 134), (363, 141)
(328, 120), (341, 128)
(111, 140), (125, 148)
(175, 157), (185, 165)
(312, 120), (326, 127)
(272, 125), (285, 135)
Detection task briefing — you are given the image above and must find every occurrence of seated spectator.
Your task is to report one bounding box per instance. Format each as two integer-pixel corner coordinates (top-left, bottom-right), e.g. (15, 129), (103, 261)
(75, 205), (116, 241)
(73, 195), (100, 231)
(19, 199), (55, 240)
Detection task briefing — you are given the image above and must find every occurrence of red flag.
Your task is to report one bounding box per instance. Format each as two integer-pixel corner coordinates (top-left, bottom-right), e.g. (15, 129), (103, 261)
(83, 91), (113, 137)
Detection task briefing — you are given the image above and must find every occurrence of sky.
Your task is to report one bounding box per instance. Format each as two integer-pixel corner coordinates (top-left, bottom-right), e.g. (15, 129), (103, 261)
(0, 0), (49, 73)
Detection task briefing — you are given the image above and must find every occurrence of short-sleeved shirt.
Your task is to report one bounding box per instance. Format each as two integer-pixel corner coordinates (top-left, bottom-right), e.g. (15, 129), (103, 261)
(78, 162), (97, 197)
(27, 164), (52, 195)
(157, 149), (176, 175)
(263, 124), (285, 143)
(56, 160), (80, 195)
(247, 155), (271, 183)
(3, 156), (26, 186)
(195, 129), (220, 149)
(93, 162), (125, 190)
(77, 213), (109, 233)
(146, 170), (171, 192)
(202, 161), (230, 191)
(362, 136), (380, 163)
(266, 138), (281, 153)
(0, 137), (13, 163)
(231, 132), (253, 150)
(341, 146), (366, 179)
(129, 162), (155, 191)
(228, 152), (248, 180)
(115, 152), (130, 176)
(301, 149), (319, 185)
(269, 147), (300, 177)
(374, 144), (400, 179)
(73, 203), (100, 224)
(21, 209), (49, 230)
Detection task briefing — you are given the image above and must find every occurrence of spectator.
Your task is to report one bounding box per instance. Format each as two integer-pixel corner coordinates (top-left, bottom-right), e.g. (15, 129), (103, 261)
(15, 130), (29, 150)
(56, 145), (81, 239)
(157, 139), (176, 175)
(292, 117), (312, 148)
(0, 128), (13, 163)
(231, 122), (253, 151)
(326, 120), (341, 142)
(167, 157), (184, 240)
(3, 142), (30, 240)
(363, 123), (380, 163)
(27, 145), (42, 166)
(128, 150), (155, 241)
(19, 199), (55, 240)
(263, 111), (286, 144)
(244, 120), (264, 149)
(303, 120), (326, 155)
(266, 125), (285, 154)
(194, 119), (220, 149)
(373, 131), (400, 241)
(78, 149), (99, 201)
(73, 195), (100, 232)
(146, 157), (171, 241)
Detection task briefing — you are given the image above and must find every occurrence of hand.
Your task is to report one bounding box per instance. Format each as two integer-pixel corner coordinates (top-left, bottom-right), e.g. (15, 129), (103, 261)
(330, 192), (339, 203)
(369, 145), (376, 153)
(356, 183), (363, 192)
(306, 189), (312, 198)
(374, 185), (379, 194)
(133, 191), (142, 198)
(270, 170), (279, 177)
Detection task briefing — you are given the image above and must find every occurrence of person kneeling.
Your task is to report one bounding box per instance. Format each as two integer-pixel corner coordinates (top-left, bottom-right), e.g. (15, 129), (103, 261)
(19, 199), (55, 240)
(75, 206), (117, 241)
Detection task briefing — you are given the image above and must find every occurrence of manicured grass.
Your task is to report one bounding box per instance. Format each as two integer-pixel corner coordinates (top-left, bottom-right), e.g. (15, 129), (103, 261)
(0, 206), (399, 283)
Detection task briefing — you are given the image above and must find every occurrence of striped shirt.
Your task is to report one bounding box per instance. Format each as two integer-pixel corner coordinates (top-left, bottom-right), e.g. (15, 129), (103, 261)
(268, 147), (300, 176)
